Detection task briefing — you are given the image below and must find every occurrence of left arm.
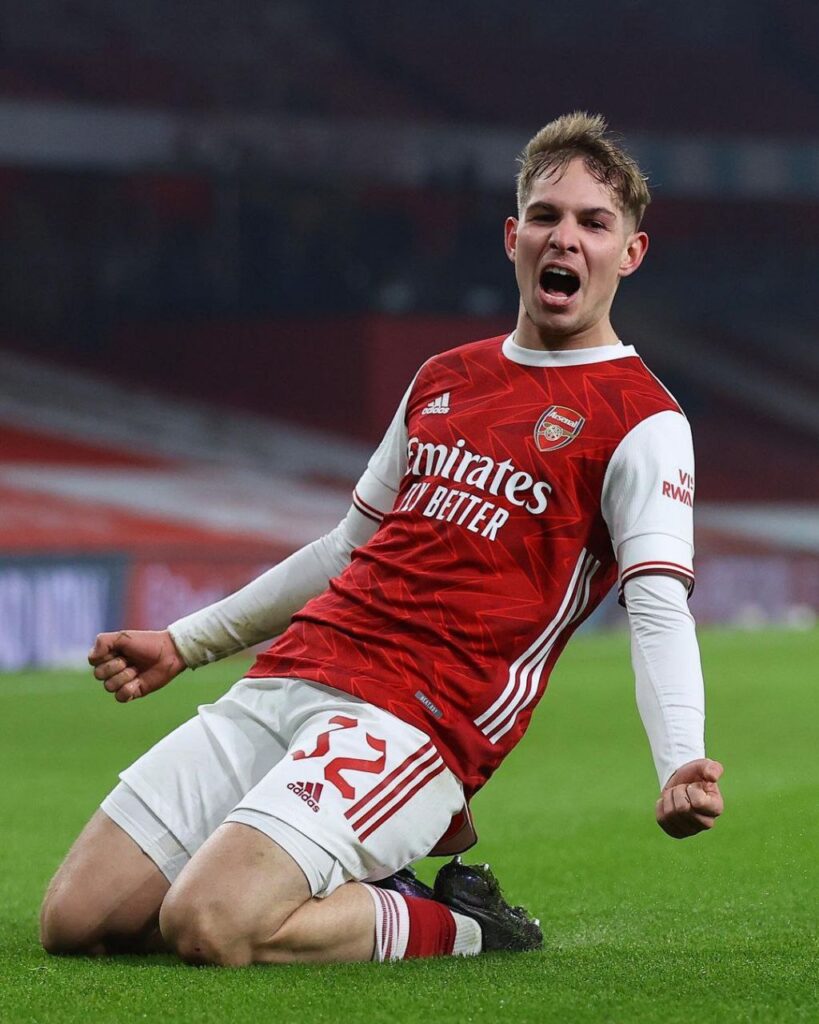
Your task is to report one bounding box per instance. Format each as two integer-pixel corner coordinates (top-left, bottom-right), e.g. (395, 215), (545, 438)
(602, 410), (724, 838)
(625, 573), (724, 837)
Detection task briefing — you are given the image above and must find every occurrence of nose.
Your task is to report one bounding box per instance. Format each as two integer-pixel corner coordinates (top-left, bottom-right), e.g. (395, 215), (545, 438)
(548, 220), (579, 254)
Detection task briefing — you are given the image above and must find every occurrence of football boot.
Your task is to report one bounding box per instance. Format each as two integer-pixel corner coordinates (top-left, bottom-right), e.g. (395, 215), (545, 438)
(372, 864), (435, 901)
(432, 856), (543, 952)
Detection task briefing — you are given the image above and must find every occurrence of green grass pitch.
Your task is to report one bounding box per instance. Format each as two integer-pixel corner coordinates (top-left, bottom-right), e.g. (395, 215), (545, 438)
(1, 628), (816, 1023)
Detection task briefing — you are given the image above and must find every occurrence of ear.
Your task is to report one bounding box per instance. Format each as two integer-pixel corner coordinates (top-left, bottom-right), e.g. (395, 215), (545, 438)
(618, 230), (649, 278)
(504, 217), (518, 262)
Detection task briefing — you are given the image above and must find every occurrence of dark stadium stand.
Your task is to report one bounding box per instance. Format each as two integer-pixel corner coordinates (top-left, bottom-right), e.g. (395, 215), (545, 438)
(0, 1), (817, 132)
(0, 0), (816, 665)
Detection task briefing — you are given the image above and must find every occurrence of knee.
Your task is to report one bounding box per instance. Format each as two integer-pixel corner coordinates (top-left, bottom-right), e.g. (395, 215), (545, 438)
(40, 887), (103, 956)
(159, 888), (253, 967)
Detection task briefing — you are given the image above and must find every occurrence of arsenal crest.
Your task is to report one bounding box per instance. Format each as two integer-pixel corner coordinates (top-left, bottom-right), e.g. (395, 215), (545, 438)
(534, 405), (585, 452)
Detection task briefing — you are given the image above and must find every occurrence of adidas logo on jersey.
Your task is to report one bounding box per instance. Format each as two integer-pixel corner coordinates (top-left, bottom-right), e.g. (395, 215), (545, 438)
(287, 780), (323, 813)
(421, 392), (451, 415)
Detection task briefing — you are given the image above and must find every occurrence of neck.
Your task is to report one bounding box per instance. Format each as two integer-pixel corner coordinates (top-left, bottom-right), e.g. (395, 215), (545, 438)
(513, 305), (619, 351)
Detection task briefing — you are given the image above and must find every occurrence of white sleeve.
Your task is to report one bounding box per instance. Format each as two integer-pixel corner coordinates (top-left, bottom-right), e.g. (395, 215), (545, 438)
(168, 382), (412, 668)
(601, 410), (695, 596)
(351, 378), (413, 525)
(625, 574), (706, 787)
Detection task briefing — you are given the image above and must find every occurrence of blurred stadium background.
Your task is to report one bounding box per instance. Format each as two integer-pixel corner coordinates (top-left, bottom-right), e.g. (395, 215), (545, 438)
(1, 0), (817, 670)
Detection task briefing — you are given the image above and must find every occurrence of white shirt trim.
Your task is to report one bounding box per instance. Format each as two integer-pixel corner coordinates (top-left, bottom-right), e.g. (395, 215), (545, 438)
(502, 332), (636, 367)
(601, 410), (695, 590)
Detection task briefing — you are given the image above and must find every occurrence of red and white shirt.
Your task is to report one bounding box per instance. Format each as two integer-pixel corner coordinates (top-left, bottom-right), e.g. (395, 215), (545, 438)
(249, 334), (696, 797)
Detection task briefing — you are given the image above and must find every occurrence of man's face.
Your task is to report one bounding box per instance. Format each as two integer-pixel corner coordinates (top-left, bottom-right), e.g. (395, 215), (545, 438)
(505, 157), (648, 347)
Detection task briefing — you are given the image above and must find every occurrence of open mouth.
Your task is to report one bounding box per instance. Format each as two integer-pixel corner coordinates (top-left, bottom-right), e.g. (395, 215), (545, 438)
(539, 267), (581, 301)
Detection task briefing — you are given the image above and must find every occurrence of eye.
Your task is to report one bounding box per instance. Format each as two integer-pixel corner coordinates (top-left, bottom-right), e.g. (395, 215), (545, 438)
(586, 220), (606, 230)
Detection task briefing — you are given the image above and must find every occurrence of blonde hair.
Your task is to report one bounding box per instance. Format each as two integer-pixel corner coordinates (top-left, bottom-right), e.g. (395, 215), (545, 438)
(516, 112), (650, 226)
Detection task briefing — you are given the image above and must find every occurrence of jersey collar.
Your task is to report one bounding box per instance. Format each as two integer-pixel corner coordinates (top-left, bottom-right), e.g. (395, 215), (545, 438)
(502, 332), (637, 367)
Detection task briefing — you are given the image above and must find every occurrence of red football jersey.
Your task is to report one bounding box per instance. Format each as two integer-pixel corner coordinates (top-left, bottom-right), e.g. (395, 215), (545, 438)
(249, 335), (694, 797)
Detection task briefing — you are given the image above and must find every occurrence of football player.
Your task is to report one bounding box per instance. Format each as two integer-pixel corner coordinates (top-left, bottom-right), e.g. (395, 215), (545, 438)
(41, 112), (723, 966)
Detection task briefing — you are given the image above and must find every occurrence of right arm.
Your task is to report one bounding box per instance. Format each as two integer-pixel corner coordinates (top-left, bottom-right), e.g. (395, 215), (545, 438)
(90, 381), (414, 701)
(168, 500), (380, 667)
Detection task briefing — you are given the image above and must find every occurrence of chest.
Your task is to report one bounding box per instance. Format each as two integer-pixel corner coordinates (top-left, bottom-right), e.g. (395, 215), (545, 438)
(405, 362), (621, 499)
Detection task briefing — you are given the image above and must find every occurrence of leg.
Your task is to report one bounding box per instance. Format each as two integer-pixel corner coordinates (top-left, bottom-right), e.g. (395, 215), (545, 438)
(156, 688), (481, 966)
(41, 676), (302, 957)
(159, 823), (375, 965)
(40, 810), (170, 955)
(158, 823), (512, 966)
(265, 882), (375, 963)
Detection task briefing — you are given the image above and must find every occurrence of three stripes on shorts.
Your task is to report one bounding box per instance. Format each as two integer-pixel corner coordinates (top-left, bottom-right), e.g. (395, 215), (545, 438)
(345, 741), (445, 841)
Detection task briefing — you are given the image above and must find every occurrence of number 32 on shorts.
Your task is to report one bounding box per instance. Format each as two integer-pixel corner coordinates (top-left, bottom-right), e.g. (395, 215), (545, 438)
(291, 715), (387, 800)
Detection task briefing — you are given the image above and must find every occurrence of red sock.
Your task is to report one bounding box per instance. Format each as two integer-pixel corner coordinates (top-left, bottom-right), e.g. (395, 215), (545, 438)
(364, 885), (482, 961)
(404, 894), (457, 957)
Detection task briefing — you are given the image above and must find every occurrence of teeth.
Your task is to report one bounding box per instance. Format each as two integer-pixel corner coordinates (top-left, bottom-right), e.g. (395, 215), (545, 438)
(546, 267), (573, 276)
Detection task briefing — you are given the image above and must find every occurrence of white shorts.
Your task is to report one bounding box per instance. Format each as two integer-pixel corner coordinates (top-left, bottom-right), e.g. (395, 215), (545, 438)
(101, 677), (464, 897)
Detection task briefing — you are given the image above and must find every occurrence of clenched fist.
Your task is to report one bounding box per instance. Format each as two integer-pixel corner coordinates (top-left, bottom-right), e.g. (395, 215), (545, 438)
(656, 758), (724, 839)
(88, 629), (186, 703)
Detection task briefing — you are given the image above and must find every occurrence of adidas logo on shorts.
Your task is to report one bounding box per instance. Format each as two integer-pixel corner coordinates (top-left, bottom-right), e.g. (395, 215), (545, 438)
(287, 780), (323, 813)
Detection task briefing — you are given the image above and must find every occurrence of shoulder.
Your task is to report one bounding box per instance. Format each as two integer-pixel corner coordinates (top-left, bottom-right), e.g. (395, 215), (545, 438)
(416, 335), (508, 380)
(577, 353), (686, 448)
(606, 354), (685, 419)
(407, 335), (508, 413)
